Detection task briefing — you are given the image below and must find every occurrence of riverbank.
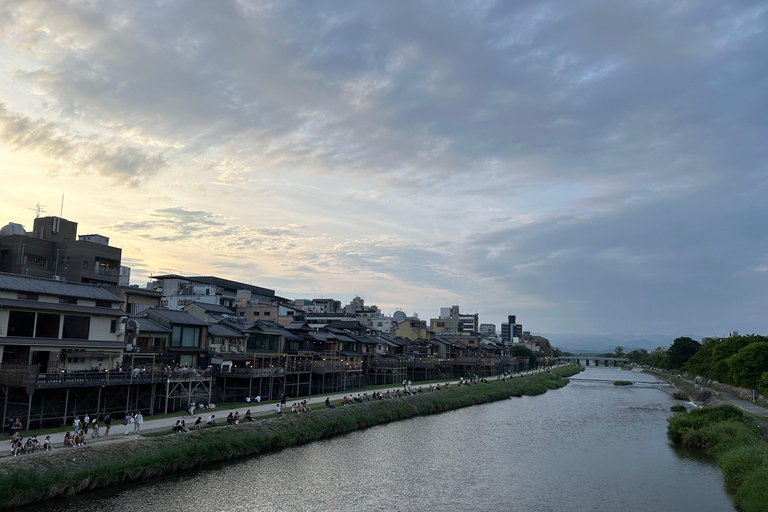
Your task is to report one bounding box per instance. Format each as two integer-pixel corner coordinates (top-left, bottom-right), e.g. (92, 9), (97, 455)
(0, 367), (581, 509)
(668, 406), (768, 512)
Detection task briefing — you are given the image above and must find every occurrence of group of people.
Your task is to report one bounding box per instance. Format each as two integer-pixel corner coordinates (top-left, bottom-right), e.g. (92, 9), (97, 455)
(10, 433), (52, 456)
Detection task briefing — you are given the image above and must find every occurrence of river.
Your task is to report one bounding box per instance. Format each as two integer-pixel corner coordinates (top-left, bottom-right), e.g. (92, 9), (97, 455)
(26, 366), (734, 512)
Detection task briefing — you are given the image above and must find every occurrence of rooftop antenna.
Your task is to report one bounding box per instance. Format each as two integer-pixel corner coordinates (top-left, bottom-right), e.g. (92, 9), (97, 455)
(29, 202), (46, 218)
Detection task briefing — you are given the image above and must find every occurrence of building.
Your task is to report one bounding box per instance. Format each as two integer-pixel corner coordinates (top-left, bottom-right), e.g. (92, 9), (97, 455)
(0, 216), (122, 286)
(501, 315), (521, 344)
(0, 272), (126, 372)
(235, 302), (303, 326)
(479, 323), (496, 336)
(149, 274), (278, 310)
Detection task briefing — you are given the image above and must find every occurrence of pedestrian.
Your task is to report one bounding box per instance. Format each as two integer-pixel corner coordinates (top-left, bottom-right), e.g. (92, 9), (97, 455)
(73, 416), (81, 435)
(123, 412), (133, 435)
(134, 412), (143, 434)
(83, 413), (90, 434)
(103, 411), (112, 436)
(280, 392), (286, 408)
(91, 417), (100, 437)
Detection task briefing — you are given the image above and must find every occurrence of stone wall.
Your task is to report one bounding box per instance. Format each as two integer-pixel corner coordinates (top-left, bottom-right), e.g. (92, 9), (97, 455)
(681, 371), (768, 408)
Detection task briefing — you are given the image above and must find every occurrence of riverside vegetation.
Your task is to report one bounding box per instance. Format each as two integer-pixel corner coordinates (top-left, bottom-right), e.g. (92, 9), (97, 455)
(0, 366), (582, 509)
(668, 406), (768, 511)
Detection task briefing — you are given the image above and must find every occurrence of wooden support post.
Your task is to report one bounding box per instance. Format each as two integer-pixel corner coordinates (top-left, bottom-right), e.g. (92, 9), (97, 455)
(164, 379), (169, 415)
(1, 386), (8, 433)
(25, 393), (32, 432)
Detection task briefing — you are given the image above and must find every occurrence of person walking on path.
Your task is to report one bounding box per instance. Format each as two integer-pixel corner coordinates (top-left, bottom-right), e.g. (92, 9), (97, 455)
(82, 413), (90, 435)
(280, 392), (286, 408)
(10, 418), (22, 437)
(73, 416), (81, 436)
(123, 412), (133, 435)
(133, 412), (143, 434)
(103, 412), (112, 436)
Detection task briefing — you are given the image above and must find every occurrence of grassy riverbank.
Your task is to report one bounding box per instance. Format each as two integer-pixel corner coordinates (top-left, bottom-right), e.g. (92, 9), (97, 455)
(0, 368), (581, 509)
(668, 406), (768, 511)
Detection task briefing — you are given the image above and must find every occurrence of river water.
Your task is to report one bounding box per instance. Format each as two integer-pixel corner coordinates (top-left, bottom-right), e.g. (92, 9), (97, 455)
(28, 367), (734, 512)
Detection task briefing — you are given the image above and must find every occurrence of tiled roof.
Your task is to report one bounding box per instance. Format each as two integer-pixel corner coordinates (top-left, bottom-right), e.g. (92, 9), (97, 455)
(0, 298), (125, 317)
(188, 302), (235, 314)
(208, 323), (246, 338)
(130, 317), (172, 333)
(0, 272), (122, 302)
(146, 308), (209, 326)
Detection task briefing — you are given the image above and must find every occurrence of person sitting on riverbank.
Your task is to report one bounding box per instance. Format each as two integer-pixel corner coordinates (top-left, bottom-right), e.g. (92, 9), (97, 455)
(173, 420), (183, 433)
(11, 438), (22, 456)
(244, 410), (253, 421)
(385, 390), (391, 398)
(63, 431), (75, 447)
(428, 384), (433, 392)
(180, 420), (189, 433)
(303, 400), (311, 412)
(206, 415), (216, 426)
(325, 397), (335, 409)
(75, 431), (86, 447)
(30, 436), (40, 452)
(43, 435), (52, 451)
(234, 411), (240, 424)
(275, 405), (285, 417)
(22, 438), (33, 453)
(194, 417), (202, 430)
(226, 412), (234, 425)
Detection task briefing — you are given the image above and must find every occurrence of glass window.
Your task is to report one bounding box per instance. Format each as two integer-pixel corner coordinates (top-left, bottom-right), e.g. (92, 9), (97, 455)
(35, 313), (61, 338)
(171, 326), (200, 347)
(62, 315), (90, 339)
(8, 311), (35, 337)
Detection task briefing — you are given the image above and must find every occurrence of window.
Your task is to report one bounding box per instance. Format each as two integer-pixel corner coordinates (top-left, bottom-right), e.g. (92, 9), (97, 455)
(17, 293), (39, 301)
(59, 297), (77, 304)
(253, 312), (260, 316)
(95, 300), (112, 308)
(24, 255), (47, 268)
(35, 313), (60, 338)
(263, 311), (270, 317)
(110, 320), (117, 333)
(8, 311), (35, 337)
(82, 260), (89, 270)
(287, 311), (294, 316)
(171, 326), (201, 348)
(62, 315), (90, 339)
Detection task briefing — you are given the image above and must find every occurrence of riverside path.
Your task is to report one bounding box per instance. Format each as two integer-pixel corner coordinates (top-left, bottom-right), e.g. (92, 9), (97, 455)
(0, 368), (557, 463)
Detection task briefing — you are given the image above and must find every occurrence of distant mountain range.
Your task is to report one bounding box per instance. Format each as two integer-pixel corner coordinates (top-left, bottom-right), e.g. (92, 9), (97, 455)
(535, 333), (704, 355)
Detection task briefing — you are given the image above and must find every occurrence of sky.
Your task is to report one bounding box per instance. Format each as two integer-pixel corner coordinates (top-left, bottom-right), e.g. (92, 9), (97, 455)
(0, 0), (766, 337)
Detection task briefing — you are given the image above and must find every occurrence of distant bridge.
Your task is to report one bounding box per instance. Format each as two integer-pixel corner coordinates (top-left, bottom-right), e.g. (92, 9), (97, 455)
(557, 356), (631, 367)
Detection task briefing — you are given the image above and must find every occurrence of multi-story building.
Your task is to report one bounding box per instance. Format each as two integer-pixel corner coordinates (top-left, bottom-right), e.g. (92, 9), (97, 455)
(501, 315), (521, 344)
(149, 274), (277, 310)
(0, 272), (126, 372)
(479, 323), (496, 337)
(0, 216), (122, 286)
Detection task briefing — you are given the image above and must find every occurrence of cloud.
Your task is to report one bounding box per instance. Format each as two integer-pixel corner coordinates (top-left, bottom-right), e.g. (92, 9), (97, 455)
(0, 103), (166, 185)
(1, 1), (767, 334)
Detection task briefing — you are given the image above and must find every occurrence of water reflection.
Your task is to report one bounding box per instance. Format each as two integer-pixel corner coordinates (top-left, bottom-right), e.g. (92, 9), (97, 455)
(26, 366), (734, 512)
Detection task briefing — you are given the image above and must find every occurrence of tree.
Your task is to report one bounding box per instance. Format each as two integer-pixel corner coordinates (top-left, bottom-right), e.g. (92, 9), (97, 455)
(728, 342), (768, 389)
(667, 337), (701, 369)
(614, 346), (625, 357)
(709, 335), (768, 383)
(510, 345), (538, 367)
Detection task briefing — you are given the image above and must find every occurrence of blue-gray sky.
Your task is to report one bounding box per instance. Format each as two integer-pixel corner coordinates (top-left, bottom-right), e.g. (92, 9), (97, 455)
(0, 0), (766, 336)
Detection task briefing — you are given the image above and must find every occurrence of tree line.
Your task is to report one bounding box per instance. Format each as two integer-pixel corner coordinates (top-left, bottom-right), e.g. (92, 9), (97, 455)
(626, 334), (768, 396)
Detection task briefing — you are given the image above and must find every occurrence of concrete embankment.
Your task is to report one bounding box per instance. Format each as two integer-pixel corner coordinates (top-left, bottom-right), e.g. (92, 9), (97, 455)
(0, 368), (581, 510)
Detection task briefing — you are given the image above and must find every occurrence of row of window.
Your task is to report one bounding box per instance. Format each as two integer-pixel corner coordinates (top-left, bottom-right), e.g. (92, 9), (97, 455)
(16, 293), (112, 307)
(6, 310), (91, 339)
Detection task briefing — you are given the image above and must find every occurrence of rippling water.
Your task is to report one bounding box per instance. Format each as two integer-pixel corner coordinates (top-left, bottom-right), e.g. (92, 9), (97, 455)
(28, 367), (733, 512)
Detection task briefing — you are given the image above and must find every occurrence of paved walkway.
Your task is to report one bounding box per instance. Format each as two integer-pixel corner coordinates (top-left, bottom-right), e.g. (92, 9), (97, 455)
(2, 369), (554, 462)
(673, 374), (768, 418)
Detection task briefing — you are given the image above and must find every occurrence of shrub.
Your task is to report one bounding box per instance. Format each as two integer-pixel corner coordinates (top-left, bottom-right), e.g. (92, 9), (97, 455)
(673, 391), (689, 400)
(670, 404), (687, 413)
(613, 380), (632, 386)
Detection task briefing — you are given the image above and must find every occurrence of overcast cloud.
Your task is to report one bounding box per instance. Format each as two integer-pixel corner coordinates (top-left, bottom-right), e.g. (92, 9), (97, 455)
(0, 0), (766, 335)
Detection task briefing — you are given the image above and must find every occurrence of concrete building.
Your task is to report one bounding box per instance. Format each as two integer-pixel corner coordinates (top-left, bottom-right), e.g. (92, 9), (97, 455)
(479, 323), (496, 336)
(149, 274), (277, 310)
(0, 216), (122, 286)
